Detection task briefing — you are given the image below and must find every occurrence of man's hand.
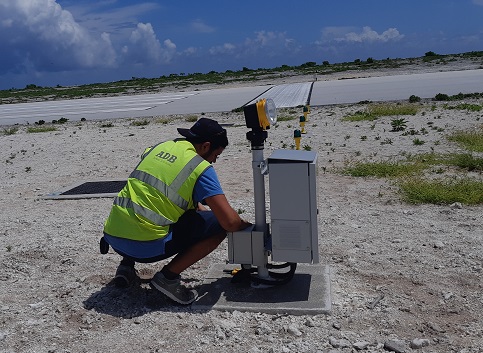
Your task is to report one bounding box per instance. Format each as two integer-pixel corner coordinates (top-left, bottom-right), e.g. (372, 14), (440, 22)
(205, 194), (252, 232)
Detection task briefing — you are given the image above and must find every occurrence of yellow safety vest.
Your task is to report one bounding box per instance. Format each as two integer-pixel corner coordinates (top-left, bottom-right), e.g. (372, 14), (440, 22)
(103, 140), (210, 241)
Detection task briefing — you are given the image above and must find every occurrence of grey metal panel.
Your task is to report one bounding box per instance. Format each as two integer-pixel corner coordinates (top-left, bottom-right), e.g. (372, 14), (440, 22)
(251, 231), (266, 267)
(268, 151), (319, 264)
(271, 220), (312, 263)
(268, 163), (310, 220)
(308, 159), (320, 263)
(228, 227), (254, 265)
(268, 149), (317, 163)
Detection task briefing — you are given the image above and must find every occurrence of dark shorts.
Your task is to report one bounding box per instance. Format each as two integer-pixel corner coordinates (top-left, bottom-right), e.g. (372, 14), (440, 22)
(114, 210), (224, 263)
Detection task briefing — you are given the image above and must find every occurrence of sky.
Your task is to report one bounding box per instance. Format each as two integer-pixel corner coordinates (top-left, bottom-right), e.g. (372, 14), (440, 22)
(1, 0), (483, 90)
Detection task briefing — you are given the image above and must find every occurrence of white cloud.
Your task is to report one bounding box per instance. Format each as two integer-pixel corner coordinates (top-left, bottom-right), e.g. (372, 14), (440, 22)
(248, 31), (292, 48)
(320, 26), (404, 44)
(184, 47), (198, 56)
(64, 2), (161, 37)
(209, 43), (236, 55)
(191, 19), (215, 33)
(0, 0), (116, 73)
(122, 23), (176, 64)
(473, 0), (483, 5)
(206, 31), (301, 68)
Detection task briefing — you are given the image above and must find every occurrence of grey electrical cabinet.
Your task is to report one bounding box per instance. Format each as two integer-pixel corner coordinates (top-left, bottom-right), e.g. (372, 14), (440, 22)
(268, 150), (319, 264)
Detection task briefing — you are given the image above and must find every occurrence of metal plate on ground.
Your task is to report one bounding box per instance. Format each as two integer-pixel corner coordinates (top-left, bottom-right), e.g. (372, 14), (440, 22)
(43, 180), (126, 200)
(192, 263), (331, 315)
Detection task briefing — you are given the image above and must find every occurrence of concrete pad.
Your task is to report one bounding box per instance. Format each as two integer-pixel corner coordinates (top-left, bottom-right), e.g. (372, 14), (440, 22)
(192, 263), (331, 315)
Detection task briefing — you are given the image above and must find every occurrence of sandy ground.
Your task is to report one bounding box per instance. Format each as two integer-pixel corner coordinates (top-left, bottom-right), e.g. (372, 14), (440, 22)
(1, 61), (482, 353)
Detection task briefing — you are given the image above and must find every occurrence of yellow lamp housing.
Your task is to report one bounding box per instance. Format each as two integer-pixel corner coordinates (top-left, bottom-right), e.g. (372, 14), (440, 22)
(244, 98), (277, 131)
(256, 98), (277, 130)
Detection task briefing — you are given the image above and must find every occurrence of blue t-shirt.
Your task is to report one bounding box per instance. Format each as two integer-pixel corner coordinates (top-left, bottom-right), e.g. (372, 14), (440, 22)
(104, 166), (223, 258)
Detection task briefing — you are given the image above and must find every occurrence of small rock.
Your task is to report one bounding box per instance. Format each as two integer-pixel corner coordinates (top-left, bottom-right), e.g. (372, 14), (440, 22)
(329, 336), (340, 348)
(215, 327), (225, 340)
(304, 318), (316, 327)
(28, 301), (44, 309)
(443, 291), (454, 300)
(384, 339), (406, 353)
(410, 338), (430, 349)
(353, 341), (370, 350)
(287, 324), (302, 337)
(450, 202), (463, 209)
(255, 322), (271, 335)
(332, 322), (341, 330)
(428, 322), (446, 333)
(433, 241), (445, 249)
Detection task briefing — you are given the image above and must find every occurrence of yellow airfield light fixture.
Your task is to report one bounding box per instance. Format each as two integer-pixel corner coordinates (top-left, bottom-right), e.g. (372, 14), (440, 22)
(244, 98), (277, 131)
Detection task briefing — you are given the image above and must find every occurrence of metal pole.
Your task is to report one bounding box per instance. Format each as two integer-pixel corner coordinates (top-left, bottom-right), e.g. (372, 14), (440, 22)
(251, 147), (269, 279)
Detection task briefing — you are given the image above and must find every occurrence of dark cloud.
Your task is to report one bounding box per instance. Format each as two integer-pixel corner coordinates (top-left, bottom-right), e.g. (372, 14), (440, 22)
(0, 0), (177, 87)
(0, 0), (117, 75)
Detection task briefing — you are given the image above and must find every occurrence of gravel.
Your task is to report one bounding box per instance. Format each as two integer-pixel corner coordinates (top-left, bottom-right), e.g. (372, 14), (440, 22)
(1, 60), (482, 352)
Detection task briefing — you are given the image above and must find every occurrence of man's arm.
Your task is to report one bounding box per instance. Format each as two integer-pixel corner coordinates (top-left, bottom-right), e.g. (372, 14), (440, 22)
(205, 194), (251, 232)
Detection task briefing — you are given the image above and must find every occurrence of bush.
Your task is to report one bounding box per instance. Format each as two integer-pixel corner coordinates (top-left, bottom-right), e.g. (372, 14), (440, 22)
(2, 127), (18, 135)
(390, 118), (407, 132)
(434, 93), (450, 101)
(301, 61), (316, 67)
(409, 95), (421, 103)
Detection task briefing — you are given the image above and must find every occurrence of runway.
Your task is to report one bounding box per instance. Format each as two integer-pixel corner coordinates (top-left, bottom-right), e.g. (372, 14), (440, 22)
(1, 69), (483, 126)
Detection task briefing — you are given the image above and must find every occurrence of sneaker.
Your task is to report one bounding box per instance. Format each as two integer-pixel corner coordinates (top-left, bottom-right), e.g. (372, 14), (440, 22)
(114, 264), (137, 288)
(150, 272), (198, 305)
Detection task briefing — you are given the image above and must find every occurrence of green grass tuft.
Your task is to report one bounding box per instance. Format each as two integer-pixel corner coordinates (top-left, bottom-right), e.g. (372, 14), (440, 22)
(27, 126), (57, 133)
(447, 129), (483, 152)
(2, 127), (18, 135)
(343, 103), (420, 122)
(399, 178), (483, 205)
(130, 120), (150, 126)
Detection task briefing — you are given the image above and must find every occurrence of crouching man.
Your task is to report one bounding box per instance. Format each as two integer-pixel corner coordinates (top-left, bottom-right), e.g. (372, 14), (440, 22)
(101, 118), (251, 304)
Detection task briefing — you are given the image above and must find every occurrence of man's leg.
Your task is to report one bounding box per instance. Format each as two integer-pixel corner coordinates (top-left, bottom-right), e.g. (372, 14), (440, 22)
(163, 230), (226, 275)
(150, 210), (225, 304)
(114, 258), (137, 288)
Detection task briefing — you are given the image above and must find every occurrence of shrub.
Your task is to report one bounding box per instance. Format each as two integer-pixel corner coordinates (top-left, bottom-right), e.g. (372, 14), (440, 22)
(390, 118), (407, 132)
(2, 127), (18, 135)
(131, 120), (150, 126)
(185, 115), (198, 122)
(409, 95), (421, 103)
(434, 93), (450, 101)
